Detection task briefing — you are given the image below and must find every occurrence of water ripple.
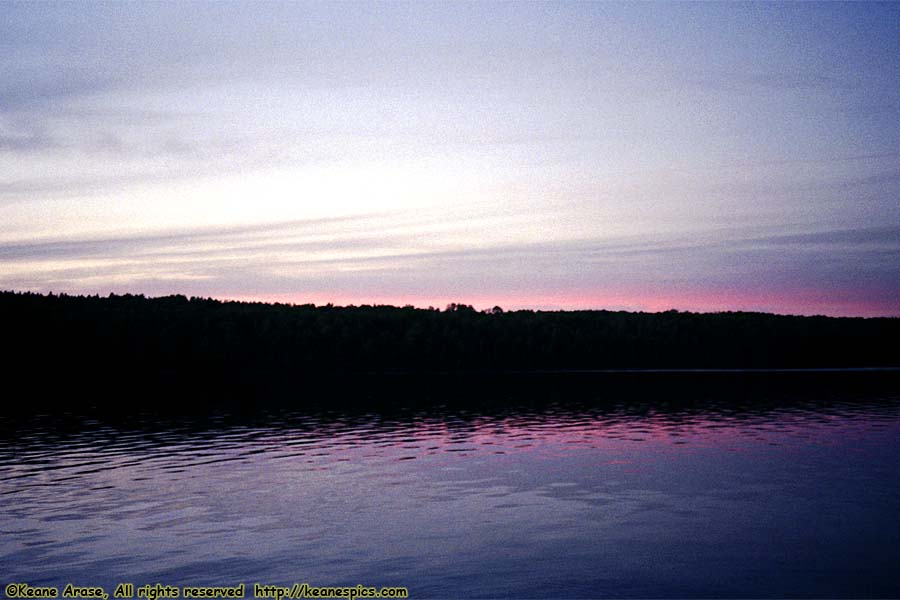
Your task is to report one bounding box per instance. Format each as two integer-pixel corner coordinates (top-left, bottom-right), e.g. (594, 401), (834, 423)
(1, 381), (899, 597)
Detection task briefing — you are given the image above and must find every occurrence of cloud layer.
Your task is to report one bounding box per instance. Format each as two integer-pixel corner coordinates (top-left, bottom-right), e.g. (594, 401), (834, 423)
(2, 2), (899, 315)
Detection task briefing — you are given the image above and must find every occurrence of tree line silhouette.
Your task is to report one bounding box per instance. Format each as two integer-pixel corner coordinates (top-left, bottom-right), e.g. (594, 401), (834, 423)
(2, 291), (897, 386)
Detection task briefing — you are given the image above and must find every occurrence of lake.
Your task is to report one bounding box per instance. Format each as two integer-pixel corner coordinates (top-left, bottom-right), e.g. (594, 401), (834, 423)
(2, 373), (899, 598)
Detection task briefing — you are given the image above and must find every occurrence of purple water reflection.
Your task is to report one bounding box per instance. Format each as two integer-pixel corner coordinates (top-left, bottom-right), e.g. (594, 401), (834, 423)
(1, 382), (899, 598)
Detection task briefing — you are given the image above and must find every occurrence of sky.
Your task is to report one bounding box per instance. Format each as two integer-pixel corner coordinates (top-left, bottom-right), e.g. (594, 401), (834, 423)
(1, 1), (899, 316)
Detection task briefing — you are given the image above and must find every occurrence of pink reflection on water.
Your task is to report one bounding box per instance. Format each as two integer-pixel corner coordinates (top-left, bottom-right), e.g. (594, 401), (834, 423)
(296, 405), (900, 469)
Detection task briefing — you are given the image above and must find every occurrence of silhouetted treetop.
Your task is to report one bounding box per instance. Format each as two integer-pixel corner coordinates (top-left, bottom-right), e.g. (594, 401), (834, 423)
(1, 291), (897, 383)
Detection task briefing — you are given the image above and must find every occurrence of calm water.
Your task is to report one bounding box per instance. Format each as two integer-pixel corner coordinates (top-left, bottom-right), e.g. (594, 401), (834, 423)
(2, 375), (899, 598)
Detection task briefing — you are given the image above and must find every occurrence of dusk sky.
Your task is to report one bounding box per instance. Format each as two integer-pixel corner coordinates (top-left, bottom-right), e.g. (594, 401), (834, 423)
(2, 1), (899, 316)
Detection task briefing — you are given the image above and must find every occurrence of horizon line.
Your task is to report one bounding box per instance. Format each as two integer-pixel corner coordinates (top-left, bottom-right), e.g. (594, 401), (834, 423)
(4, 289), (898, 320)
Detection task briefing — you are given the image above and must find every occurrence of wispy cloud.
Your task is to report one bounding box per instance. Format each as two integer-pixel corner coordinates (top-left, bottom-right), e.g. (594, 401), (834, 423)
(2, 220), (897, 314)
(680, 70), (850, 94)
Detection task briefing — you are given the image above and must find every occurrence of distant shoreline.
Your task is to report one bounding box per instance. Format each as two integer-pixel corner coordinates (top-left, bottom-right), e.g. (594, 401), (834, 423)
(3, 291), (899, 389)
(482, 367), (900, 374)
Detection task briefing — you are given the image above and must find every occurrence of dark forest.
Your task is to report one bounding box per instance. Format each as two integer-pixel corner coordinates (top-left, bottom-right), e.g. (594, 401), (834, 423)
(3, 291), (897, 381)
